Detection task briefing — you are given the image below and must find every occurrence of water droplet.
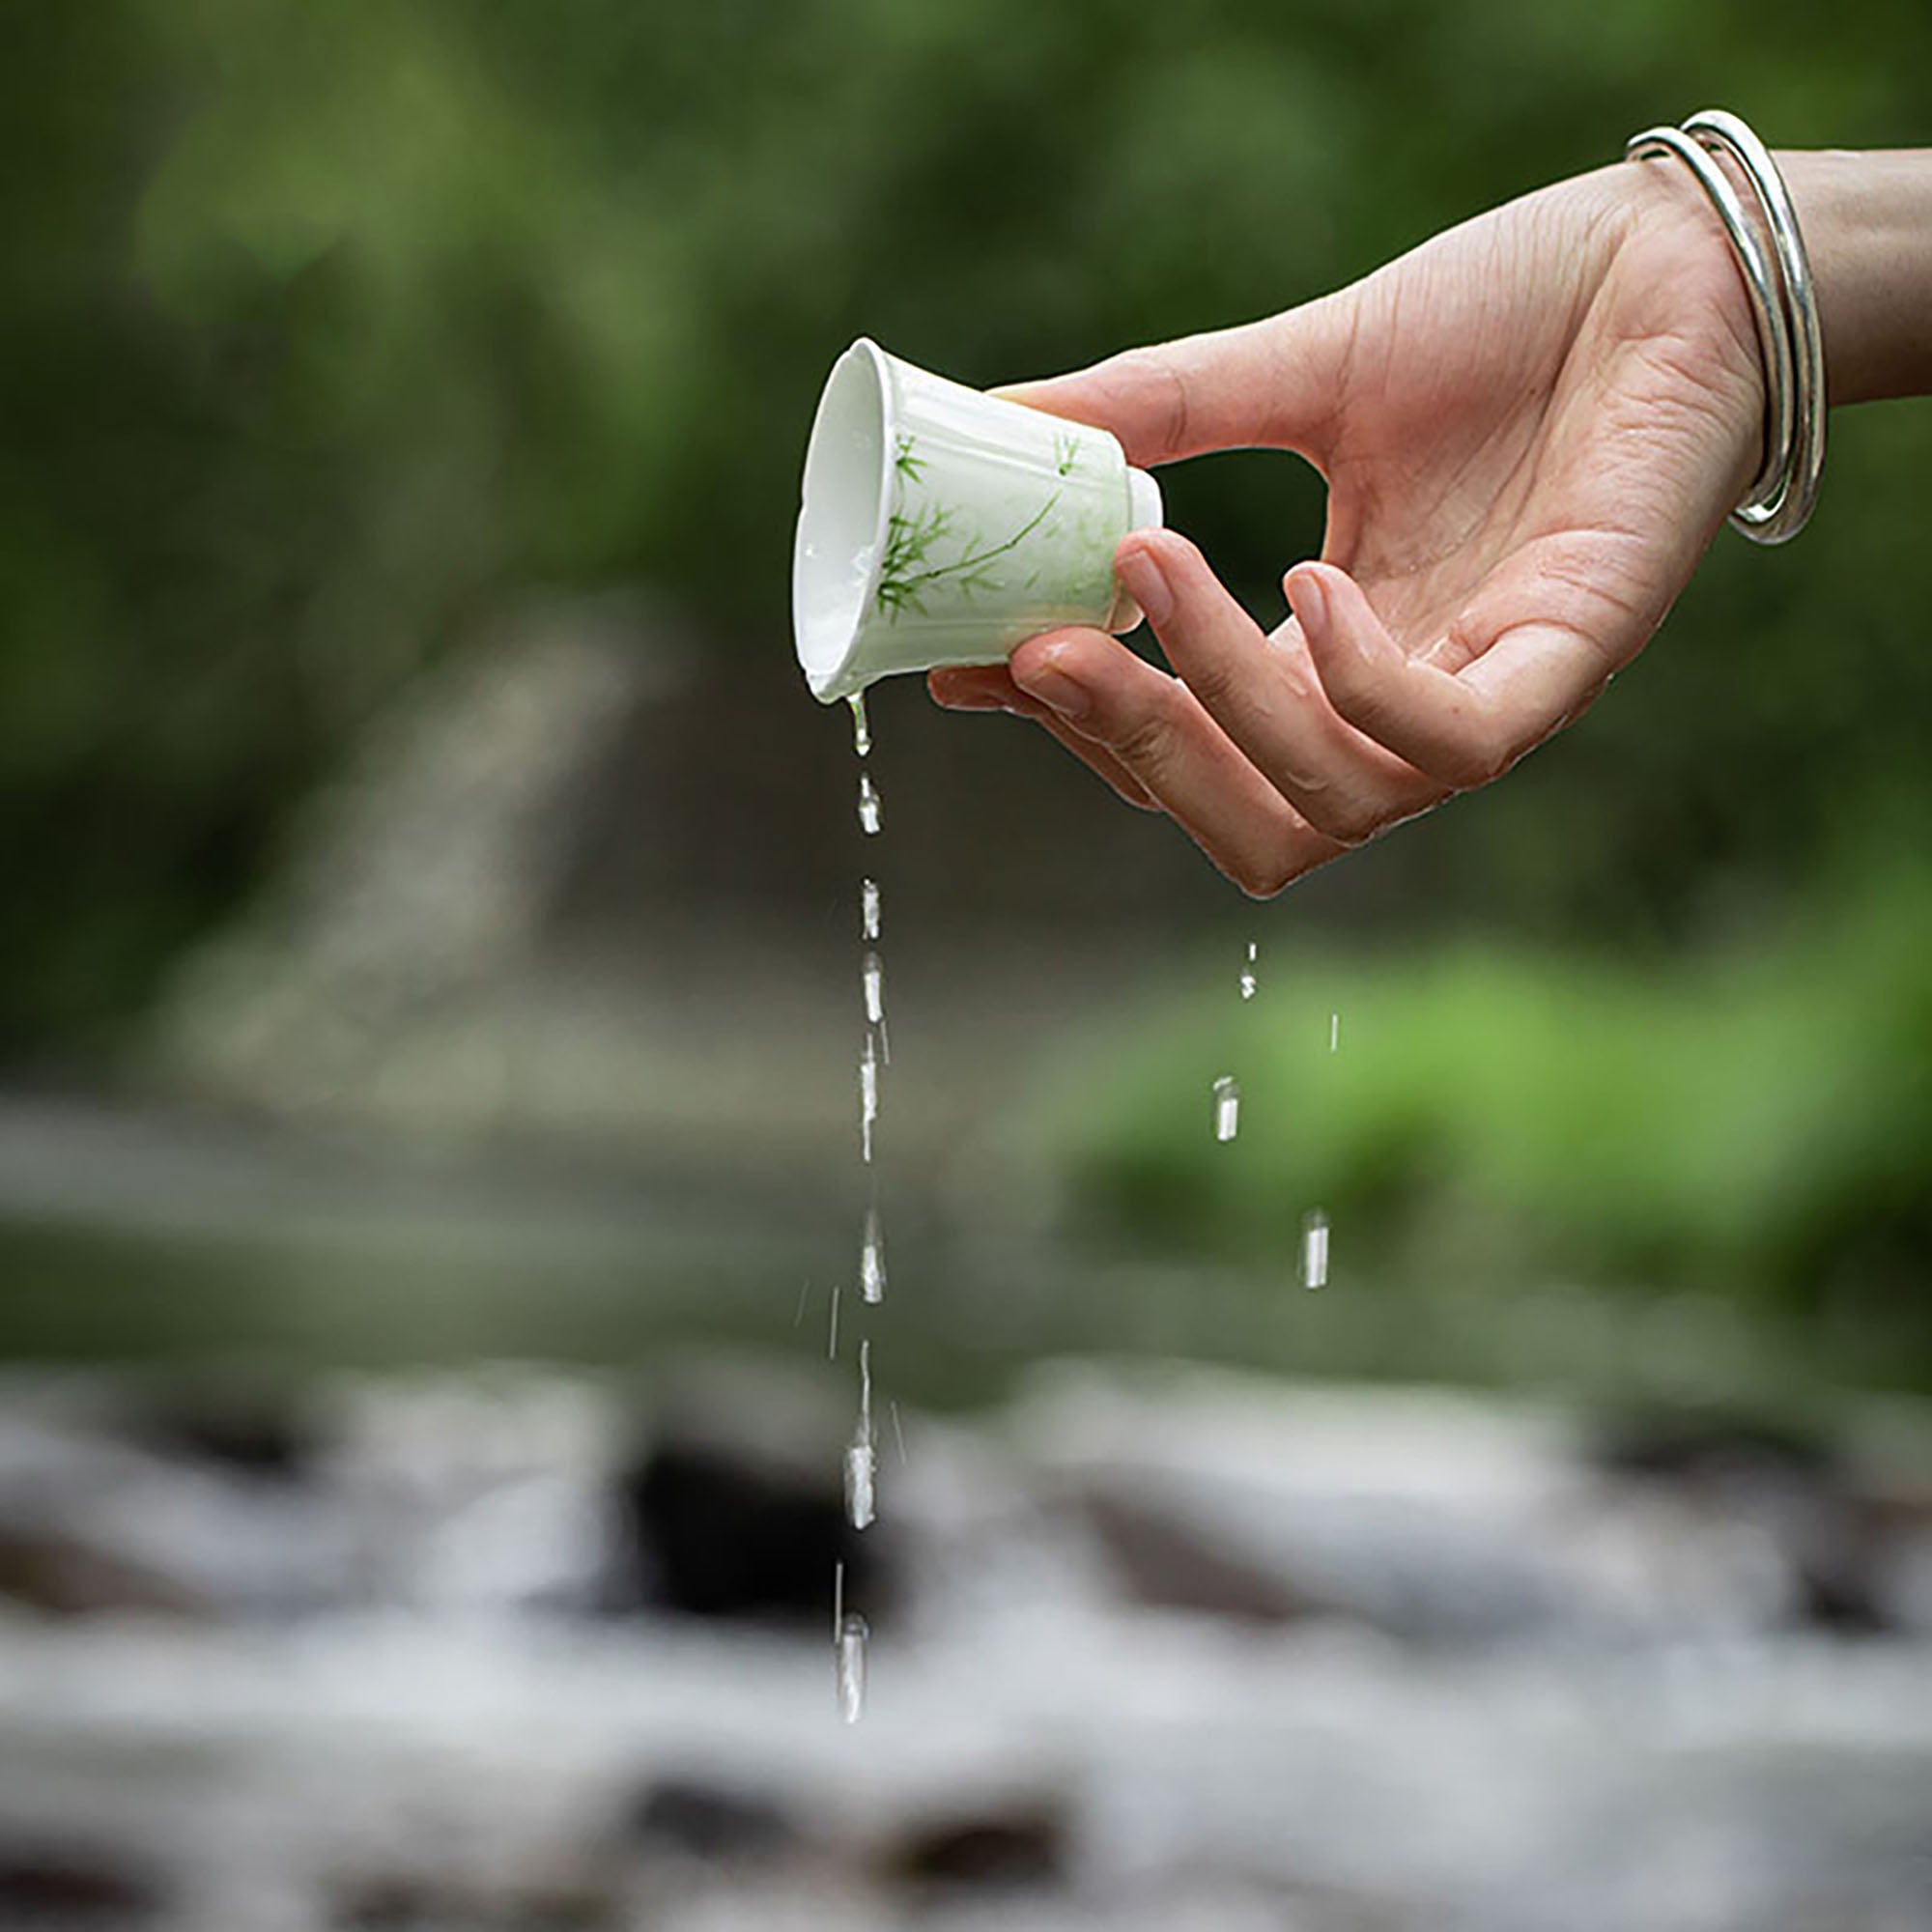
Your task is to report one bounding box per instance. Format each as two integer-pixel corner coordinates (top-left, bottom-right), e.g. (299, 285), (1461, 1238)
(843, 1432), (876, 1530)
(890, 1399), (909, 1468)
(862, 950), (885, 1027)
(858, 772), (882, 836)
(1329, 1011), (1340, 1054)
(827, 1281), (841, 1359)
(861, 878), (881, 943)
(1212, 1074), (1240, 1144)
(859, 1035), (878, 1162)
(1301, 1208), (1330, 1290)
(1239, 970), (1257, 1001)
(837, 1611), (869, 1723)
(844, 1337), (876, 1530)
(860, 1206), (886, 1304)
(849, 692), (871, 758)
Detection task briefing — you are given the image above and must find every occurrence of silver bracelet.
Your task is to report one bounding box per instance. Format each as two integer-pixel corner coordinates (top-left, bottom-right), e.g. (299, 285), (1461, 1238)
(1625, 109), (1827, 544)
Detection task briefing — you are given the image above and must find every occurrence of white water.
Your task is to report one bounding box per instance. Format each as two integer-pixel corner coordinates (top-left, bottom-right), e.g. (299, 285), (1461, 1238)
(848, 692), (871, 758)
(1330, 1011), (1340, 1053)
(857, 773), (882, 836)
(1301, 1208), (1330, 1290)
(862, 950), (884, 1027)
(1212, 1074), (1240, 1144)
(861, 877), (880, 943)
(859, 1035), (878, 1163)
(1240, 940), (1257, 1001)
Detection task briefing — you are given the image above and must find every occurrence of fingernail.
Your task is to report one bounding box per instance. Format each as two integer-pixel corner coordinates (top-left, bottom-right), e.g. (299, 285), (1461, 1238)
(1286, 568), (1329, 646)
(1116, 543), (1173, 628)
(1013, 647), (1094, 724)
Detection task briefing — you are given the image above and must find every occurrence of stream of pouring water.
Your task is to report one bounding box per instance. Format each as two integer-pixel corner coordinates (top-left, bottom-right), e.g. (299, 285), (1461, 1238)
(838, 693), (885, 1719)
(833, 711), (1350, 1719)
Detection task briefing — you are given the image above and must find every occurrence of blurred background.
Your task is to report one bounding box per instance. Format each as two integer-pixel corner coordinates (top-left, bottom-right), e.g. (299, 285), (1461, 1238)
(2, 3), (1929, 1928)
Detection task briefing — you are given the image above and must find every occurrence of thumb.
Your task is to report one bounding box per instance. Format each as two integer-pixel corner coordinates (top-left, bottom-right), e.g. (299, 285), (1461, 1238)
(994, 295), (1352, 469)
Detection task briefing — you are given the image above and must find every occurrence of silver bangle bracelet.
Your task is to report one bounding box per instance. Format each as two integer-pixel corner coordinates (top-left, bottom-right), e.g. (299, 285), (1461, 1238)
(1625, 109), (1827, 545)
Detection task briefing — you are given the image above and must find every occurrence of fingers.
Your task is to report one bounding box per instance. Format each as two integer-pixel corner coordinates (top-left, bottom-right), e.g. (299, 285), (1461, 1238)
(993, 296), (1355, 469)
(1003, 629), (1346, 897)
(1110, 532), (1445, 846)
(1290, 563), (1612, 789)
(926, 666), (1163, 811)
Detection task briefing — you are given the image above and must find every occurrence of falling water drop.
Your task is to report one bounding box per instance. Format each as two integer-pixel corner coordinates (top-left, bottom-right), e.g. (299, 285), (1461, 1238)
(1239, 940), (1258, 1001)
(859, 1035), (878, 1162)
(844, 1341), (876, 1530)
(1329, 1011), (1340, 1054)
(1301, 1208), (1330, 1290)
(837, 1612), (869, 1723)
(1212, 1074), (1240, 1144)
(849, 691), (871, 758)
(858, 772), (882, 836)
(862, 878), (881, 943)
(843, 1430), (876, 1530)
(827, 1281), (841, 1360)
(860, 1206), (887, 1304)
(862, 950), (885, 1027)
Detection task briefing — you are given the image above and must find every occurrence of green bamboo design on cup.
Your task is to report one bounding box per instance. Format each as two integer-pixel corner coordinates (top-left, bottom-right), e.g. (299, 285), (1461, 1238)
(792, 339), (1163, 704)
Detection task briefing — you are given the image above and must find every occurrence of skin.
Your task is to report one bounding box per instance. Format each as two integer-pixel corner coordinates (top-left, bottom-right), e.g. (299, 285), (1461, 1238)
(929, 149), (1932, 896)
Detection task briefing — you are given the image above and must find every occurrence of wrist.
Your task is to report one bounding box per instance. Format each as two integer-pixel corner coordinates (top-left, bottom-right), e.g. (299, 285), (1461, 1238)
(1776, 149), (1932, 407)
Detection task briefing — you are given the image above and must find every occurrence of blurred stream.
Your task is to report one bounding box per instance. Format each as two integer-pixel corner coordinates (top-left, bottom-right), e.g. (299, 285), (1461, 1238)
(3, 1091), (1932, 1930)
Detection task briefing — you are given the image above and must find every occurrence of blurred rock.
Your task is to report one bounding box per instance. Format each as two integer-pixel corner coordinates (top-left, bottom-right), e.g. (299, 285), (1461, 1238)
(333, 1867), (622, 1930)
(1010, 1367), (1588, 1644)
(0, 1526), (204, 1621)
(1068, 1486), (1339, 1628)
(1592, 1407), (1891, 1634)
(617, 1435), (877, 1627)
(885, 1807), (1066, 1896)
(0, 1843), (165, 1922)
(121, 1388), (314, 1483)
(628, 1779), (799, 1863)
(0, 1422), (354, 1622)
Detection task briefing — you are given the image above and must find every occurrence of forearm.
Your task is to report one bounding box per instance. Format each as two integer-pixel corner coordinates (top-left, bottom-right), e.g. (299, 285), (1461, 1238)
(1779, 149), (1932, 407)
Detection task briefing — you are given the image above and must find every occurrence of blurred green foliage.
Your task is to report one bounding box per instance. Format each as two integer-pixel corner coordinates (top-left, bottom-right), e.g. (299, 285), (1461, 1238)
(1, 0), (1929, 1051)
(1050, 860), (1932, 1377)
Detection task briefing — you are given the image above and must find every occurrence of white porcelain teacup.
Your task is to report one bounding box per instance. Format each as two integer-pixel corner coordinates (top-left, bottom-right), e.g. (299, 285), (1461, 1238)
(792, 338), (1163, 704)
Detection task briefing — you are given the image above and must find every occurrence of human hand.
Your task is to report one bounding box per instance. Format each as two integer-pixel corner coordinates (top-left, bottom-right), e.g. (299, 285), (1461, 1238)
(929, 159), (1767, 894)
